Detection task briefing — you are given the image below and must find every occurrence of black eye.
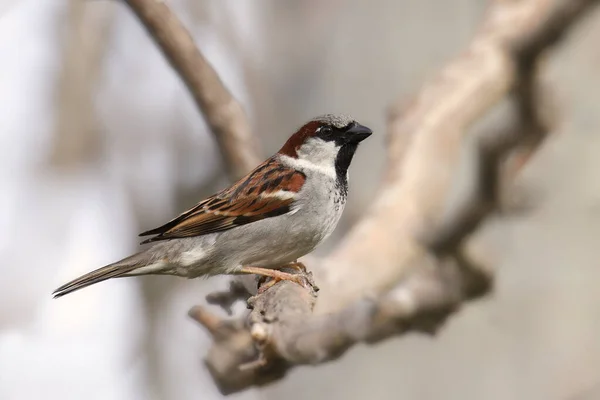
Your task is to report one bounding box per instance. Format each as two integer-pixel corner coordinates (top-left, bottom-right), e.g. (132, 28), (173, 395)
(320, 126), (333, 136)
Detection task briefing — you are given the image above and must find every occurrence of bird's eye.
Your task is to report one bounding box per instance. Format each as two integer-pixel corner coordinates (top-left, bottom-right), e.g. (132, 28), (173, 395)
(320, 126), (333, 136)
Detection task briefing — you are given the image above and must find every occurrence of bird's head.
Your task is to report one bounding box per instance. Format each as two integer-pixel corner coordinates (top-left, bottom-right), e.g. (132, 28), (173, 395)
(278, 114), (372, 179)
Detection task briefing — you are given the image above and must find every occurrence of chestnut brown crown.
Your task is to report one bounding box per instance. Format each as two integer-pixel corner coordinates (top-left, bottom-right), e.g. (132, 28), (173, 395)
(279, 114), (372, 158)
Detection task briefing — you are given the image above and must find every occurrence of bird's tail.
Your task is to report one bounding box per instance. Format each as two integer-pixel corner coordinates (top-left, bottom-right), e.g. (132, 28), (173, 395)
(52, 251), (153, 298)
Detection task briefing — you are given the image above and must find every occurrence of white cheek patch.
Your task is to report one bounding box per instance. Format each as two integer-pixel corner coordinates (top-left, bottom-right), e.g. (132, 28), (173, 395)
(297, 138), (338, 167)
(280, 138), (338, 179)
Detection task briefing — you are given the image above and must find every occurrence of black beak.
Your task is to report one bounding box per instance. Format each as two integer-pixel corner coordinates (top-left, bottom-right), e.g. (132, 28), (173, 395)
(345, 122), (373, 143)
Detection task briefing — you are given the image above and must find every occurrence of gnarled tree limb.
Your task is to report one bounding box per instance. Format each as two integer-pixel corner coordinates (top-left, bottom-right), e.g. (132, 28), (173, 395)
(187, 0), (597, 394)
(121, 0), (599, 395)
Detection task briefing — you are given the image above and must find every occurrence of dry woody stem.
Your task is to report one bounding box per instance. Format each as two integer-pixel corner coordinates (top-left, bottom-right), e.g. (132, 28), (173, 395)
(123, 0), (600, 395)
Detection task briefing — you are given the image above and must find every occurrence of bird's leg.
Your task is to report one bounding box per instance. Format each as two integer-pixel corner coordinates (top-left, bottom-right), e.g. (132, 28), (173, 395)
(256, 277), (279, 294)
(238, 266), (310, 293)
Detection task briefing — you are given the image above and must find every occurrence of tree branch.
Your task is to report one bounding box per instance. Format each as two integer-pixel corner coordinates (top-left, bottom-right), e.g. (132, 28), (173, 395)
(124, 0), (261, 179)
(190, 0), (599, 394)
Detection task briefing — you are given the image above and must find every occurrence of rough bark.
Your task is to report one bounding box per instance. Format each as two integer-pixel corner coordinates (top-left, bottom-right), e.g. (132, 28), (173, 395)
(122, 0), (600, 395)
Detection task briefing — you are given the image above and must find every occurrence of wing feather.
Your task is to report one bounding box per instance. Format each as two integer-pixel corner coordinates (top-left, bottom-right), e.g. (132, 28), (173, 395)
(139, 158), (305, 243)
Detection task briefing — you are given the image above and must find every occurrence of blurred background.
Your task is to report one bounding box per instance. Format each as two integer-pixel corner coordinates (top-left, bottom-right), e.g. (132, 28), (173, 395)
(1, 0), (600, 399)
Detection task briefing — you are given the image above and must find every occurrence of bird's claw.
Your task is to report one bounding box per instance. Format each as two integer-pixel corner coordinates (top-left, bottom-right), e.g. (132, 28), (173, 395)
(254, 264), (318, 294)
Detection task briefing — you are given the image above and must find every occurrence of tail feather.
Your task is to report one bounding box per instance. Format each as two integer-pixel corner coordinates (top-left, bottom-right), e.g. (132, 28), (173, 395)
(52, 252), (149, 298)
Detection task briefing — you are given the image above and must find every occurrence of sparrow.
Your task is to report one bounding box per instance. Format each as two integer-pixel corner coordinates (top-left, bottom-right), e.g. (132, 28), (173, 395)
(52, 114), (372, 298)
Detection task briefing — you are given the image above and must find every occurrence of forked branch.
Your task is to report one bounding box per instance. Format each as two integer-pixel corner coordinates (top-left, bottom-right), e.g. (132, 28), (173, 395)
(122, 0), (599, 395)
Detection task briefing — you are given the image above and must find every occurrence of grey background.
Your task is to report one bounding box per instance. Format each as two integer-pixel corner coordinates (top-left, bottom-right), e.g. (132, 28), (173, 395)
(0, 1), (599, 399)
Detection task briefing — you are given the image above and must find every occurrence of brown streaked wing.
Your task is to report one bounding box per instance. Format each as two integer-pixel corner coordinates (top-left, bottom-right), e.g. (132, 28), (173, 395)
(138, 158), (306, 243)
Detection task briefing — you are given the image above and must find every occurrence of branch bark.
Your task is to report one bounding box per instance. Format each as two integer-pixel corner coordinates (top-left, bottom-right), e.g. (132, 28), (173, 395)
(185, 0), (598, 394)
(124, 0), (261, 180)
(120, 0), (599, 395)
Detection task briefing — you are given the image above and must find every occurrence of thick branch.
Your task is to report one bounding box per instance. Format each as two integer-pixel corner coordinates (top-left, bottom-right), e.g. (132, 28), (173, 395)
(194, 255), (491, 394)
(425, 0), (595, 254)
(316, 0), (550, 309)
(198, 0), (598, 393)
(425, 72), (551, 254)
(124, 0), (261, 179)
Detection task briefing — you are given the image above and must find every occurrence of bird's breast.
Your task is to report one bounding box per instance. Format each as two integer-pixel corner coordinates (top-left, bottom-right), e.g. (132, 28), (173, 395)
(306, 184), (347, 243)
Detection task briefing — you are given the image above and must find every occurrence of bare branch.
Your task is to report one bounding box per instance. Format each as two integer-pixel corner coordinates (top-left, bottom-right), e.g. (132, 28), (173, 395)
(124, 0), (261, 179)
(513, 0), (600, 58)
(197, 0), (599, 393)
(425, 73), (552, 255)
(201, 254), (492, 394)
(426, 0), (594, 254)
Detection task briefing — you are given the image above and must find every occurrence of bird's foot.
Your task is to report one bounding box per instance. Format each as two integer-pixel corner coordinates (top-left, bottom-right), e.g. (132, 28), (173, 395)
(239, 265), (318, 294)
(256, 276), (282, 294)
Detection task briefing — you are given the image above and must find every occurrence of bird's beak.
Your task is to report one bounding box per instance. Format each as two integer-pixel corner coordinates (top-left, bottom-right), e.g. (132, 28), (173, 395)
(345, 122), (373, 143)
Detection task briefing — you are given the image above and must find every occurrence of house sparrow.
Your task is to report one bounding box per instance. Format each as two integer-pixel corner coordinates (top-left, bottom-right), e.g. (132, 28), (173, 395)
(53, 114), (372, 298)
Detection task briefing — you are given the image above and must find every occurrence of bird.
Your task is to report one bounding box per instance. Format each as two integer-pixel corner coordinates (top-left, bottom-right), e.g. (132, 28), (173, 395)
(52, 114), (372, 298)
